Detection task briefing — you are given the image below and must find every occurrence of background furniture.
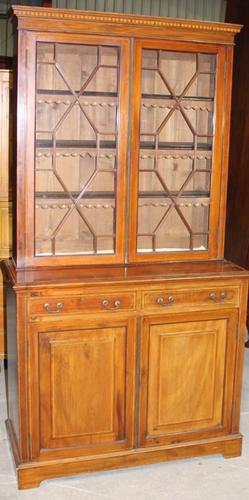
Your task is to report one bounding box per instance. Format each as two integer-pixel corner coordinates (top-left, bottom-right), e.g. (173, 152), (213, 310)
(0, 68), (11, 365)
(2, 5), (248, 489)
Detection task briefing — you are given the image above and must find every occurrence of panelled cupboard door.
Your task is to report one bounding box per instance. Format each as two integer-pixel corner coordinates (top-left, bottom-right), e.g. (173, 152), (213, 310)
(28, 317), (136, 460)
(129, 39), (228, 263)
(17, 31), (130, 268)
(138, 310), (238, 447)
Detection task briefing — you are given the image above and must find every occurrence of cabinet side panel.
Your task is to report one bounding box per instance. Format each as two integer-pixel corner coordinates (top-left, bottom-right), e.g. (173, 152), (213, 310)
(0, 272), (6, 359)
(232, 282), (249, 431)
(5, 282), (19, 443)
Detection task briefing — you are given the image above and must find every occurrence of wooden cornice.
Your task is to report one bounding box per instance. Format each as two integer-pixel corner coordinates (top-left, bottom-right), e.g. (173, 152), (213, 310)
(10, 5), (242, 45)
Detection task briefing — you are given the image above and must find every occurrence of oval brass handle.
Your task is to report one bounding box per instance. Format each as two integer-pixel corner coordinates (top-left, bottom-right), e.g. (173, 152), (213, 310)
(209, 292), (227, 303)
(156, 295), (175, 307)
(44, 302), (64, 313)
(102, 299), (121, 311)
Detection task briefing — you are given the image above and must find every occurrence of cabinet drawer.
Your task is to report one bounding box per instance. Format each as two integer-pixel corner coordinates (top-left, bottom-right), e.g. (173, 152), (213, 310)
(143, 286), (240, 311)
(28, 292), (136, 317)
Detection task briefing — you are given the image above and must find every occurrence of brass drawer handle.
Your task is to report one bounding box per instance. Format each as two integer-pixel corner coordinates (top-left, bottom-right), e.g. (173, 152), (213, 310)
(44, 302), (64, 313)
(209, 291), (227, 304)
(156, 295), (175, 307)
(102, 299), (121, 311)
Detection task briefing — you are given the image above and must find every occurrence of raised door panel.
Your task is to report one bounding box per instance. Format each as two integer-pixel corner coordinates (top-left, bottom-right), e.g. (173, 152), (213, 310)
(139, 310), (237, 447)
(29, 316), (136, 459)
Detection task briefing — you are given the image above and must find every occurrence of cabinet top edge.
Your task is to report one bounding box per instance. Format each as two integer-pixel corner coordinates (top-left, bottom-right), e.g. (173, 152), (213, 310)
(10, 5), (242, 37)
(2, 259), (249, 289)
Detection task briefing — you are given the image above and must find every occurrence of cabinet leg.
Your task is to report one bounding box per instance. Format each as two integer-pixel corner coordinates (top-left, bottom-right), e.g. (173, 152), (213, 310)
(18, 471), (42, 490)
(222, 445), (242, 459)
(223, 451), (241, 459)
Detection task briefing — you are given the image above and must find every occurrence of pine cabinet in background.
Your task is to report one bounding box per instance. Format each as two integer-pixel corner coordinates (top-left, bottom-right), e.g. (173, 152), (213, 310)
(0, 69), (12, 362)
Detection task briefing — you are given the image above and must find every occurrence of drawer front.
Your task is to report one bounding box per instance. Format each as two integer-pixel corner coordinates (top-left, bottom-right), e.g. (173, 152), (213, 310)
(143, 285), (240, 312)
(28, 292), (136, 317)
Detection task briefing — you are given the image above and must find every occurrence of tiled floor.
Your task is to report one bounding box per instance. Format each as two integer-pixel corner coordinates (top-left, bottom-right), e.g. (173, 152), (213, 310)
(0, 350), (249, 500)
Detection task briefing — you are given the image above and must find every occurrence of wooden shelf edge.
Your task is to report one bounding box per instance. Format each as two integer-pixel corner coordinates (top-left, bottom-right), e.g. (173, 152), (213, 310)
(2, 258), (249, 290)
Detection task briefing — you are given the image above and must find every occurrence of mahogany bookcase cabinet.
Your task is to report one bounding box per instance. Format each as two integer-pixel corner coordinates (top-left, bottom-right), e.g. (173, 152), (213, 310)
(2, 5), (249, 490)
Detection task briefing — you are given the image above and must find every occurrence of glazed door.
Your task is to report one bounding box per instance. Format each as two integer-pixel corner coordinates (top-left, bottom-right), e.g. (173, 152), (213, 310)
(17, 32), (129, 267)
(28, 316), (136, 459)
(138, 310), (238, 447)
(129, 39), (227, 262)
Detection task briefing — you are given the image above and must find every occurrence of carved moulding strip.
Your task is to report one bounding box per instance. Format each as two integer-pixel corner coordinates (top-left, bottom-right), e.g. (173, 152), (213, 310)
(11, 5), (242, 35)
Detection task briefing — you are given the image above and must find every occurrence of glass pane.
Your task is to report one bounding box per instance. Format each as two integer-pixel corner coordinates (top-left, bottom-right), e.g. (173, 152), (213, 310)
(137, 49), (216, 254)
(35, 42), (119, 256)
